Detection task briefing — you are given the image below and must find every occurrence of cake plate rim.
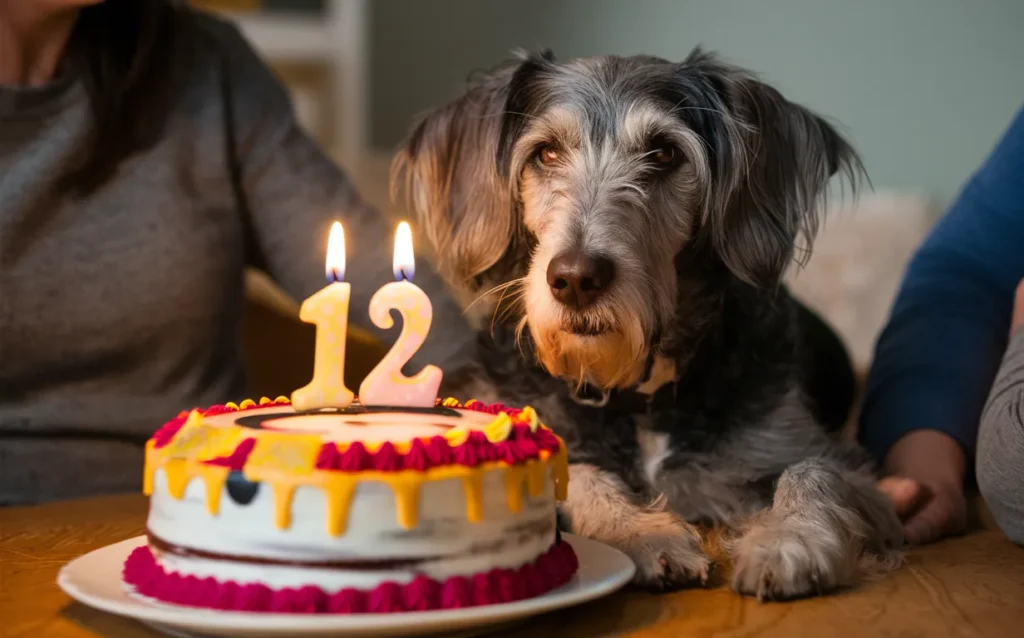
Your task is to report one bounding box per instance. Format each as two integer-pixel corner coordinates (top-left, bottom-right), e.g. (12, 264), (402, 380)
(57, 534), (636, 637)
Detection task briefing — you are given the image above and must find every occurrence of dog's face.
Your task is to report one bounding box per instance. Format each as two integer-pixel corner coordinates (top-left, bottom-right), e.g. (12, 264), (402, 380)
(395, 49), (859, 390)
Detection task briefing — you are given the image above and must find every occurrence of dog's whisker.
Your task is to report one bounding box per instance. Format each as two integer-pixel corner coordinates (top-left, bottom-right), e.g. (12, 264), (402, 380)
(490, 287), (526, 335)
(466, 278), (525, 313)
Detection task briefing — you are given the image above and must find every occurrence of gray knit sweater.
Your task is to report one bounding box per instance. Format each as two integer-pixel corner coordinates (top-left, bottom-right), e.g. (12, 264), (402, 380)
(977, 328), (1024, 545)
(0, 14), (473, 505)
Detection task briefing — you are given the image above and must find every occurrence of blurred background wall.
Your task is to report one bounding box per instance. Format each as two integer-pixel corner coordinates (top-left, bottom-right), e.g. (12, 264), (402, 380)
(201, 0), (1024, 204)
(370, 0), (1024, 204)
(197, 0), (1024, 377)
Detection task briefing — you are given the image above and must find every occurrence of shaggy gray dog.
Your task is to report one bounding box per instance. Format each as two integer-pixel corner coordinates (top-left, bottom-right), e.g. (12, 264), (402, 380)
(394, 48), (903, 599)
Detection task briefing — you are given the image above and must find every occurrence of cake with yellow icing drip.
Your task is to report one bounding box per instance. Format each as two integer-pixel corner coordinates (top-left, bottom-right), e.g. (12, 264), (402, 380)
(122, 397), (578, 613)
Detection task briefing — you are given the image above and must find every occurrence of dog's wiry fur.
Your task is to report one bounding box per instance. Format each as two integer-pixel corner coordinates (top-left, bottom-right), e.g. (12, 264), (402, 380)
(394, 48), (903, 598)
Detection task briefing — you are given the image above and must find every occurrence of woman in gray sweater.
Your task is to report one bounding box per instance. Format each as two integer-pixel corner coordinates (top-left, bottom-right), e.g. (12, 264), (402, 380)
(977, 283), (1024, 544)
(0, 1), (472, 504)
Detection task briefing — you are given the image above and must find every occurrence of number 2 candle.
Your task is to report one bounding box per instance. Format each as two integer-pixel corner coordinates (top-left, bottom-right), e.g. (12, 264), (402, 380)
(291, 222), (355, 410)
(358, 222), (443, 407)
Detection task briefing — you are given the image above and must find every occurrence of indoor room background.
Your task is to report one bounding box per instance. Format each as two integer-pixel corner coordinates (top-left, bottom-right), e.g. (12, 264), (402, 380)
(196, 0), (1024, 391)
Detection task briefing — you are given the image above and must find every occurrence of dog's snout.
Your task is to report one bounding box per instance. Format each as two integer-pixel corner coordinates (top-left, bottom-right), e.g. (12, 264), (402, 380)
(546, 252), (615, 309)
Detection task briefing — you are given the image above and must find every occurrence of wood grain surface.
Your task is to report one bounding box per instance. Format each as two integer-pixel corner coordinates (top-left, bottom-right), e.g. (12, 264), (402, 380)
(2, 493), (1023, 637)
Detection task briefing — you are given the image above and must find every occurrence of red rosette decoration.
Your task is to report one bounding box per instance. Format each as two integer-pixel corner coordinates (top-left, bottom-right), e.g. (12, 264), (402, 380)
(440, 576), (472, 609)
(402, 575), (439, 611)
(425, 436), (452, 466)
(338, 441), (371, 472)
(326, 588), (366, 613)
(122, 541), (578, 614)
(404, 438), (430, 471)
(372, 442), (403, 472)
(368, 581), (405, 613)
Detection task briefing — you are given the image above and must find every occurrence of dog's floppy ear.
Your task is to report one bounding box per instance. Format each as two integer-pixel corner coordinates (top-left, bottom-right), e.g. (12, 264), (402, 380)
(679, 49), (863, 288)
(392, 51), (553, 294)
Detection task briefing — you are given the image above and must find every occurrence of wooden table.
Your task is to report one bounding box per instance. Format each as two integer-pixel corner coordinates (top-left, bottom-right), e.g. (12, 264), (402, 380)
(3, 494), (1023, 637)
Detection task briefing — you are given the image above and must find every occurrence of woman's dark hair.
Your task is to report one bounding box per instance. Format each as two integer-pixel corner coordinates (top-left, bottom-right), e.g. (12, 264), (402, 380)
(60, 0), (185, 196)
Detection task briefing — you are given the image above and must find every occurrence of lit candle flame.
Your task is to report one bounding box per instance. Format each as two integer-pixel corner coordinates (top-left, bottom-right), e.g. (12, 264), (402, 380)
(326, 221), (346, 283)
(393, 221), (415, 281)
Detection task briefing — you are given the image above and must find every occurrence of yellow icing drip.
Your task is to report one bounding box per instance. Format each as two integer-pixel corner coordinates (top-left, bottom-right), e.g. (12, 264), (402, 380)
(320, 475), (359, 536)
(163, 459), (192, 500)
(148, 452), (568, 533)
(526, 458), (547, 497)
(552, 445), (569, 501)
(462, 473), (485, 523)
(390, 477), (423, 529)
(504, 465), (526, 513)
(271, 483), (297, 530)
(143, 440), (156, 495)
(196, 465), (231, 515)
(144, 397), (572, 535)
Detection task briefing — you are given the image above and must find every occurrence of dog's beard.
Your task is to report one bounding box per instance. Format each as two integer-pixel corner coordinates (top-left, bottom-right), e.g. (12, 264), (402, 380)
(522, 261), (650, 390)
(530, 322), (647, 390)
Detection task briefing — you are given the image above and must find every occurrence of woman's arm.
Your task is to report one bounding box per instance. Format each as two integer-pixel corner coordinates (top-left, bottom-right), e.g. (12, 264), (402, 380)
(860, 104), (1024, 462)
(207, 18), (475, 371)
(861, 104), (1024, 543)
(976, 282), (1024, 545)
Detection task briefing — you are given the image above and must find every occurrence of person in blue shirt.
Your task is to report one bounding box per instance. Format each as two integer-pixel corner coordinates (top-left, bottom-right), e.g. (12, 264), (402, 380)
(861, 103), (1024, 545)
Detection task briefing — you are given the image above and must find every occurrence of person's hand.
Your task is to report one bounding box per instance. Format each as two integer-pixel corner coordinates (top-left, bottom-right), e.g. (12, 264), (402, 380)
(877, 429), (967, 545)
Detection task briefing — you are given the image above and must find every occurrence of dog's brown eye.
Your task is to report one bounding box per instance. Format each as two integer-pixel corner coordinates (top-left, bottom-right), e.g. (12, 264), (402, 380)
(651, 145), (676, 166)
(538, 145), (560, 165)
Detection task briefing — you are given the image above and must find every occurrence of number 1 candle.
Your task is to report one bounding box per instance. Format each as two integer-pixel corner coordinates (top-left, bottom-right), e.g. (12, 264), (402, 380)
(291, 222), (355, 410)
(358, 222), (443, 407)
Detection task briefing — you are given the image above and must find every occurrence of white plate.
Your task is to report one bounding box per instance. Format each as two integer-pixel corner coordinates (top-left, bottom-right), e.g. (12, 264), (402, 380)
(58, 534), (635, 637)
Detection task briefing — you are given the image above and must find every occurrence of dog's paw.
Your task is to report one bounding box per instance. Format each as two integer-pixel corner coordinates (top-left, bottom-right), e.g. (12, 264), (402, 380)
(619, 515), (715, 591)
(729, 514), (856, 601)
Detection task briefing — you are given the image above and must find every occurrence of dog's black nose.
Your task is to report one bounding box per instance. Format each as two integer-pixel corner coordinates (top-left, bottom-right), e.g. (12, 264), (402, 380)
(546, 252), (615, 309)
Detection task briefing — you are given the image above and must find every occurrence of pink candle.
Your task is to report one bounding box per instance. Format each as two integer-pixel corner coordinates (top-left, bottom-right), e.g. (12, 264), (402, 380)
(358, 222), (443, 407)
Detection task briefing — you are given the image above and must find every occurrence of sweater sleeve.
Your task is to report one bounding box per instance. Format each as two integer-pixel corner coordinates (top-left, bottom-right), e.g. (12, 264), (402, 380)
(209, 19), (476, 371)
(976, 328), (1024, 544)
(859, 104), (1024, 465)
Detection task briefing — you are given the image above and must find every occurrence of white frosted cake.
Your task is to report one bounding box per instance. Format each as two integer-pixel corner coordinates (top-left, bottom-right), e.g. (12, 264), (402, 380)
(123, 397), (577, 613)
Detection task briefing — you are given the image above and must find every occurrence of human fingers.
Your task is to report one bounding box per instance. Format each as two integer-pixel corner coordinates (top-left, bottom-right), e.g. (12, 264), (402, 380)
(877, 476), (925, 519)
(903, 488), (966, 545)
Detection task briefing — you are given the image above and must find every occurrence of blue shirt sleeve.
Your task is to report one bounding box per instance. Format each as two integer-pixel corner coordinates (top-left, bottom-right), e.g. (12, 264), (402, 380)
(859, 104), (1024, 466)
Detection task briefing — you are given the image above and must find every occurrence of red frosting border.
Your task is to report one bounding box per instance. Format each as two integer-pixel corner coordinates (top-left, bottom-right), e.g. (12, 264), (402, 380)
(123, 540), (578, 614)
(150, 399), (563, 474)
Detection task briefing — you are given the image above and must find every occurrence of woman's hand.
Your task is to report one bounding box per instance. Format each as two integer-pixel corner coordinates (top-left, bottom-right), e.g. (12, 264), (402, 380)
(877, 279), (1024, 544)
(877, 430), (967, 545)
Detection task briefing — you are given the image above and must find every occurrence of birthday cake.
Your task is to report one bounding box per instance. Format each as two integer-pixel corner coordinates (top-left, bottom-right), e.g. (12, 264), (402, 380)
(122, 397), (577, 613)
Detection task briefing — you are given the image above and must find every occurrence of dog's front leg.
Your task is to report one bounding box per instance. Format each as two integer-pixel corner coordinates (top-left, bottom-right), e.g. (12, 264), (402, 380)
(562, 463), (714, 590)
(728, 458), (903, 600)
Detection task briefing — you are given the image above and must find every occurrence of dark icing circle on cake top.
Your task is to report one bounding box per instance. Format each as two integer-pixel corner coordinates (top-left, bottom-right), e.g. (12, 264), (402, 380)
(225, 471), (260, 505)
(232, 404), (462, 430)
